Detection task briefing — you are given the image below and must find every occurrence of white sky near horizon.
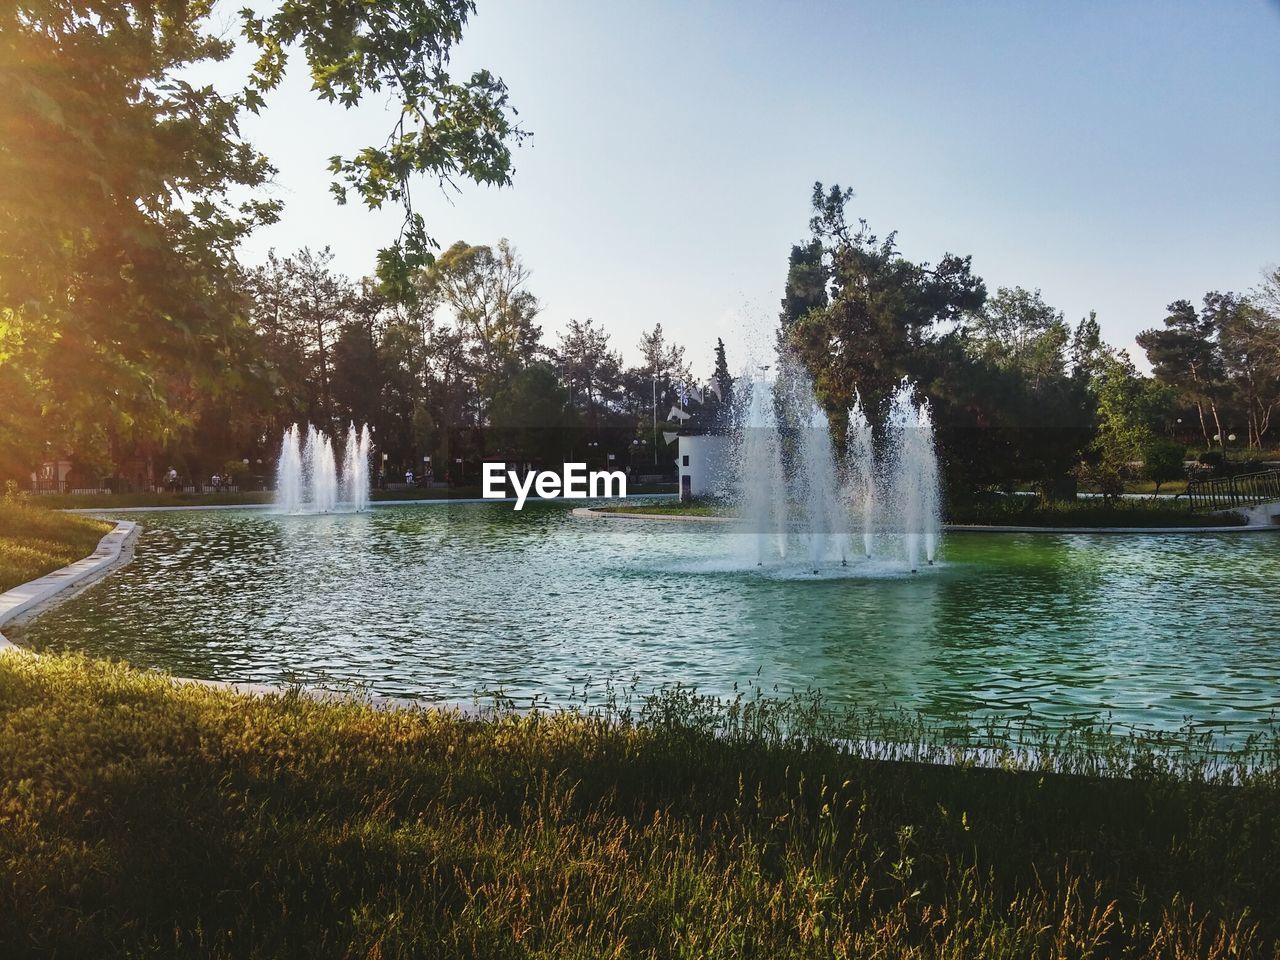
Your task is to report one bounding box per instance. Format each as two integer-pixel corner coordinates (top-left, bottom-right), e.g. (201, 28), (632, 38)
(196, 0), (1280, 377)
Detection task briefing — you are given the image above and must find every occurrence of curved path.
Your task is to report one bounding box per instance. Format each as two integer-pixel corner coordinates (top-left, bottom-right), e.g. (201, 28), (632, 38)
(0, 521), (138, 652)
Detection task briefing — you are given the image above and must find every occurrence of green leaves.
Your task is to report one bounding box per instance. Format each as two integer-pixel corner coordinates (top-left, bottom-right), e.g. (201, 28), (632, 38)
(1, 0), (525, 474)
(237, 0), (526, 288)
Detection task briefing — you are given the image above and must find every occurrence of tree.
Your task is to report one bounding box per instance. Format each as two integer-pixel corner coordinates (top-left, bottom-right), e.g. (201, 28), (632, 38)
(1070, 312), (1105, 380)
(637, 324), (692, 385)
(488, 363), (574, 466)
(1214, 293), (1280, 450)
(783, 183), (986, 420)
(0, 0), (523, 480)
(1087, 354), (1176, 502)
(556, 319), (623, 432)
(240, 0), (527, 289)
(712, 338), (734, 409)
(778, 240), (828, 334)
(1257, 266), (1280, 316)
(1136, 299), (1225, 448)
(419, 240), (542, 424)
(968, 287), (1070, 388)
(330, 318), (384, 433)
(245, 248), (356, 427)
(1143, 438), (1185, 497)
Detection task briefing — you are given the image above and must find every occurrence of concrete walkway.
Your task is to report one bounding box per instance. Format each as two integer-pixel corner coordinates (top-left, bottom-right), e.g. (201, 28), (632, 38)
(64, 492), (675, 514)
(0, 519), (482, 712)
(572, 505), (1280, 534)
(0, 520), (138, 651)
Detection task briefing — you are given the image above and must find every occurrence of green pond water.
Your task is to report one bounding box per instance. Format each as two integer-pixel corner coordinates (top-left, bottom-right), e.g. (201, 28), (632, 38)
(18, 502), (1280, 739)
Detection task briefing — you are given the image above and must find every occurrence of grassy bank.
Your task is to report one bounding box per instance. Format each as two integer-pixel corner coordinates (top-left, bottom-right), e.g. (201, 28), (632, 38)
(1, 654), (1278, 958)
(598, 497), (1246, 527)
(602, 499), (730, 517)
(0, 500), (112, 592)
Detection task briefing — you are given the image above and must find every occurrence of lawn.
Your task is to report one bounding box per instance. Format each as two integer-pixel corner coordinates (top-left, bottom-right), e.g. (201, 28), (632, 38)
(1, 653), (1277, 958)
(0, 499), (113, 593)
(599, 499), (731, 518)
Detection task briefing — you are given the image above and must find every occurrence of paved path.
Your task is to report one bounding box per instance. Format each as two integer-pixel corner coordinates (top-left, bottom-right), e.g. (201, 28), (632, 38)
(0, 520), (138, 651)
(571, 506), (1280, 534)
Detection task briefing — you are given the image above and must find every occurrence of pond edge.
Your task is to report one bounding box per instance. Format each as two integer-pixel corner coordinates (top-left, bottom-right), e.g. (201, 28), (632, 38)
(570, 506), (1280, 534)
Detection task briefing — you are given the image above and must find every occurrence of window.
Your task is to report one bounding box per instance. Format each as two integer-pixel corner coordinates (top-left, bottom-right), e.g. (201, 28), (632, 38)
(682, 455), (689, 466)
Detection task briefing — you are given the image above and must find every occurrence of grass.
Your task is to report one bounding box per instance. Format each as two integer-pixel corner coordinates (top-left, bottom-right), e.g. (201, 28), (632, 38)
(598, 497), (1247, 527)
(2, 653), (1279, 958)
(0, 499), (113, 592)
(600, 499), (731, 517)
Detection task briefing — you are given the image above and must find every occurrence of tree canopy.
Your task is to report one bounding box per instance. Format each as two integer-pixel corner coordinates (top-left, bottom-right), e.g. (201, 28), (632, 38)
(0, 0), (524, 477)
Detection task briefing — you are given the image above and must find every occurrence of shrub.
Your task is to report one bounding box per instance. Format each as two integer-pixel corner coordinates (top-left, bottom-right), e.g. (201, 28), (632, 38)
(1143, 437), (1187, 495)
(1198, 449), (1226, 474)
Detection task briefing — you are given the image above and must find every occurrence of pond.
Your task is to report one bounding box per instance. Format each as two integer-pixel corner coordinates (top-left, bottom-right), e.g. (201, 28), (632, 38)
(20, 502), (1280, 740)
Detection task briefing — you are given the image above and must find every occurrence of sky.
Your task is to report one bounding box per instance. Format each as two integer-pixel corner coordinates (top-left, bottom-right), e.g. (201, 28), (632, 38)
(200, 0), (1280, 374)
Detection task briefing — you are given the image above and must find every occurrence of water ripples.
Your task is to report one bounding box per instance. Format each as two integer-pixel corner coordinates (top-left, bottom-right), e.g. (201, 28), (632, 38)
(17, 503), (1280, 740)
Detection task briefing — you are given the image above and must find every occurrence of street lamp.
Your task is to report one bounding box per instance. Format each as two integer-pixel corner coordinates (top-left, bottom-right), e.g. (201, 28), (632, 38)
(651, 374), (659, 465)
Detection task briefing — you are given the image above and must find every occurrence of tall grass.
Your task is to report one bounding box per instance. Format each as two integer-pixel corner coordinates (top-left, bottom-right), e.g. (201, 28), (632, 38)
(1, 654), (1277, 958)
(0, 496), (112, 592)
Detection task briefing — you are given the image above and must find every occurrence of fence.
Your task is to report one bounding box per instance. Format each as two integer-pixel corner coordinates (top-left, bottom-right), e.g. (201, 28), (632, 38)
(30, 483), (242, 496)
(1185, 470), (1280, 513)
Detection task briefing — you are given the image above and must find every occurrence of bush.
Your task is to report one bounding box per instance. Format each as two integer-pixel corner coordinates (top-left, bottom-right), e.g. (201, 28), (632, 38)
(1198, 449), (1226, 474)
(1142, 437), (1186, 494)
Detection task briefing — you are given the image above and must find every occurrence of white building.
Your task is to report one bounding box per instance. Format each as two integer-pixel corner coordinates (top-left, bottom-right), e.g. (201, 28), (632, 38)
(676, 433), (731, 501)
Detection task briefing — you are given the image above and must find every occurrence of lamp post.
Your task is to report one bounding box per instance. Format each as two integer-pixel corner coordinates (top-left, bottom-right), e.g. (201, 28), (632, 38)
(652, 374), (658, 466)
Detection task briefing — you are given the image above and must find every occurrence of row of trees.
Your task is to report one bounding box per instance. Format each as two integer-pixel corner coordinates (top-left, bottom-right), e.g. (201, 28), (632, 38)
(780, 184), (1279, 501)
(173, 240), (723, 484)
(1138, 283), (1280, 452)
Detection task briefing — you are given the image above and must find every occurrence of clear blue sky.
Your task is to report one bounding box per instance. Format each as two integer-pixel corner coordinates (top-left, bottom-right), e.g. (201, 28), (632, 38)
(204, 0), (1280, 373)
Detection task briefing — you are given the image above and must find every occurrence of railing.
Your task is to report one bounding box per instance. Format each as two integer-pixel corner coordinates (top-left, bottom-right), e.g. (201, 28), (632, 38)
(30, 483), (242, 496)
(1186, 470), (1280, 513)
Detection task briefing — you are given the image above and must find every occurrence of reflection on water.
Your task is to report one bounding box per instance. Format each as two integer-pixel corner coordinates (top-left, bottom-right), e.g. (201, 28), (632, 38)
(18, 503), (1280, 739)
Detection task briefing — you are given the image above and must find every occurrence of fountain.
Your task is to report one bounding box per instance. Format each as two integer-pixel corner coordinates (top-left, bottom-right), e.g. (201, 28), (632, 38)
(274, 422), (372, 514)
(797, 394), (845, 573)
(844, 393), (876, 559)
(341, 422), (373, 512)
(734, 377), (788, 565)
(729, 366), (942, 574)
(882, 381), (943, 571)
(275, 424), (304, 514)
